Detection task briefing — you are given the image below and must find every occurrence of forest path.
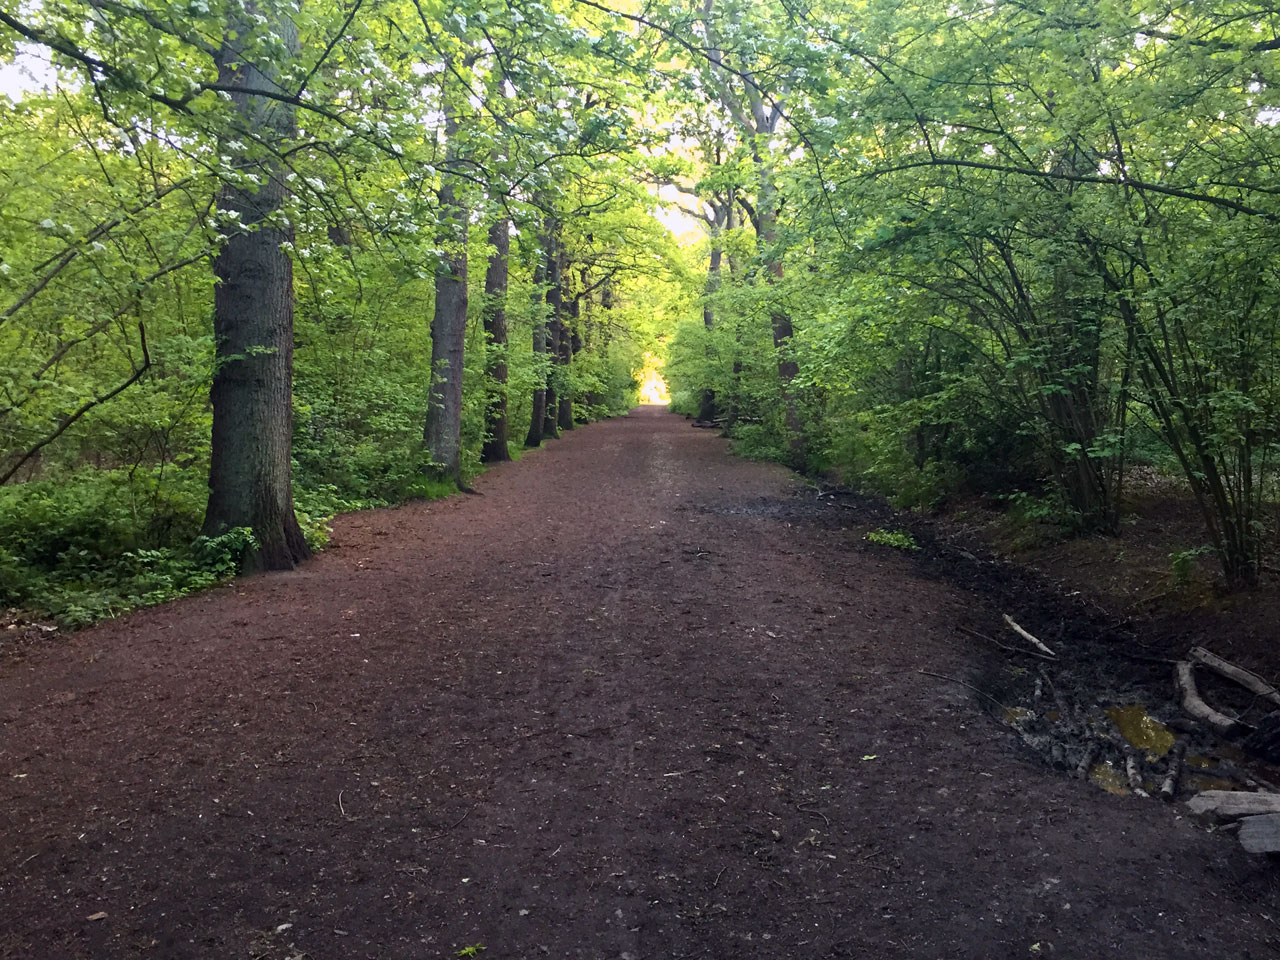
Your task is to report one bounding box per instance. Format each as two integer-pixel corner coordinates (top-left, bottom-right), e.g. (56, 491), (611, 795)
(2, 406), (1277, 959)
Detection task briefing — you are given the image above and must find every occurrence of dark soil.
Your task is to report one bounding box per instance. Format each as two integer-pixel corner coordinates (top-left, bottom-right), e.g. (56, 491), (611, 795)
(3, 406), (1280, 960)
(944, 478), (1280, 682)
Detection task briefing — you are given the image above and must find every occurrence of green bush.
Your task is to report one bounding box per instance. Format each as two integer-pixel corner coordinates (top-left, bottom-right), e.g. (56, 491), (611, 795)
(0, 467), (261, 625)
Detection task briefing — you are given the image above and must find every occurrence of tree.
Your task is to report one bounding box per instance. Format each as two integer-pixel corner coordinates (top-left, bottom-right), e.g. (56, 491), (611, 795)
(202, 0), (309, 569)
(423, 93), (470, 487)
(480, 216), (513, 462)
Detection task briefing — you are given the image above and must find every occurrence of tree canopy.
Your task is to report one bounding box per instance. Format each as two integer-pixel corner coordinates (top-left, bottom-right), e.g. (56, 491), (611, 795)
(4, 0), (1280, 619)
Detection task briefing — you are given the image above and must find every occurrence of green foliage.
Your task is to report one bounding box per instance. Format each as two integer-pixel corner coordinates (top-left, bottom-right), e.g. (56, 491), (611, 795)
(0, 468), (254, 625)
(866, 528), (919, 551)
(662, 0), (1280, 588)
(0, 0), (678, 624)
(1170, 546), (1215, 585)
(9, 0), (1280, 633)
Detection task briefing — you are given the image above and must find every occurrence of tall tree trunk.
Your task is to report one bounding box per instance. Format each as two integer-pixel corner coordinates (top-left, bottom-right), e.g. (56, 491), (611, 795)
(524, 235), (550, 448)
(758, 202), (805, 467)
(698, 238), (724, 422)
(543, 315), (561, 439)
(704, 0), (803, 463)
(423, 110), (468, 485)
(480, 217), (511, 462)
(202, 0), (309, 571)
(557, 292), (578, 430)
(724, 204), (744, 428)
(542, 228), (563, 440)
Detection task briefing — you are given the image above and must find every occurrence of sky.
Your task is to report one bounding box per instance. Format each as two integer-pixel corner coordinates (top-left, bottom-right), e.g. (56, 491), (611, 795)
(0, 44), (55, 100)
(652, 184), (705, 244)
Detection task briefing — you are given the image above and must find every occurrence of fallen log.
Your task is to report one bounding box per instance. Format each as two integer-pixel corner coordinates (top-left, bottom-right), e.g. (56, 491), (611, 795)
(1160, 739), (1187, 802)
(1003, 615), (1057, 658)
(1122, 743), (1150, 797)
(1050, 742), (1067, 770)
(1187, 790), (1280, 822)
(1238, 813), (1280, 854)
(1189, 646), (1280, 709)
(1075, 741), (1101, 780)
(1174, 661), (1250, 738)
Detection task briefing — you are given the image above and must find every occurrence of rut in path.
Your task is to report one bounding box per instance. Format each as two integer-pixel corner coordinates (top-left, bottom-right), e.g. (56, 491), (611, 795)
(2, 406), (1279, 960)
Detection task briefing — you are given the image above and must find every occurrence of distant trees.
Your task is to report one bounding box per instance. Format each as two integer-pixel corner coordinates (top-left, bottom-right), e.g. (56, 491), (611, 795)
(20, 0), (1280, 611)
(0, 0), (674, 617)
(662, 0), (1280, 588)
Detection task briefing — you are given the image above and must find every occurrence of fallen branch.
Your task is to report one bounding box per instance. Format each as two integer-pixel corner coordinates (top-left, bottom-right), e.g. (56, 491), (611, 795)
(1122, 743), (1150, 797)
(1075, 741), (1101, 780)
(1003, 615), (1056, 658)
(957, 625), (1055, 661)
(1188, 790), (1280, 821)
(1041, 668), (1077, 731)
(1160, 739), (1187, 801)
(1175, 661), (1251, 737)
(1189, 646), (1280, 709)
(916, 669), (1008, 710)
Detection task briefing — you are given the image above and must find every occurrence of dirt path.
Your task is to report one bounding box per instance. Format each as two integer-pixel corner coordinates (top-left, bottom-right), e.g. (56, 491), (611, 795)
(2, 407), (1278, 959)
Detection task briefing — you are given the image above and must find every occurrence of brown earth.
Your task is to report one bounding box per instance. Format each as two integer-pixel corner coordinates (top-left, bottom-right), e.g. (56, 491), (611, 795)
(3, 406), (1279, 960)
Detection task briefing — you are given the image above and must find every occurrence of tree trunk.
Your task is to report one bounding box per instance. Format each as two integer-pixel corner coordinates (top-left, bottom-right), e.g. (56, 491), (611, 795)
(524, 323), (547, 448)
(202, 1), (309, 571)
(758, 204), (805, 467)
(698, 240), (723, 422)
(557, 292), (577, 431)
(423, 110), (468, 485)
(524, 234), (550, 448)
(480, 217), (511, 462)
(542, 230), (563, 440)
(543, 314), (561, 440)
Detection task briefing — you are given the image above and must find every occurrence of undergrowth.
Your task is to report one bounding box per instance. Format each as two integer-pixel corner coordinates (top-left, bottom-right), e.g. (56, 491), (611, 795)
(0, 434), (574, 628)
(0, 458), (465, 628)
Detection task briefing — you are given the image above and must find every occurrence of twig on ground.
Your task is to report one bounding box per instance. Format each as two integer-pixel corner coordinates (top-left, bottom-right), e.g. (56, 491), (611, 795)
(957, 625), (1055, 661)
(798, 804), (831, 827)
(1003, 615), (1057, 658)
(422, 804), (477, 842)
(917, 669), (1008, 710)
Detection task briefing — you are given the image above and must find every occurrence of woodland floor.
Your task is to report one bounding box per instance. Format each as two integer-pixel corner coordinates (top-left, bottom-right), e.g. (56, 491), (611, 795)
(4, 406), (1280, 960)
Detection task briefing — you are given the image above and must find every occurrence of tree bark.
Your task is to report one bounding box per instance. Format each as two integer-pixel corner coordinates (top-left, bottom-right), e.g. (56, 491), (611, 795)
(543, 314), (561, 439)
(557, 292), (577, 431)
(423, 108), (468, 485)
(480, 217), (511, 462)
(697, 234), (724, 422)
(524, 234), (550, 448)
(758, 203), (805, 467)
(541, 228), (563, 440)
(202, 0), (309, 571)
